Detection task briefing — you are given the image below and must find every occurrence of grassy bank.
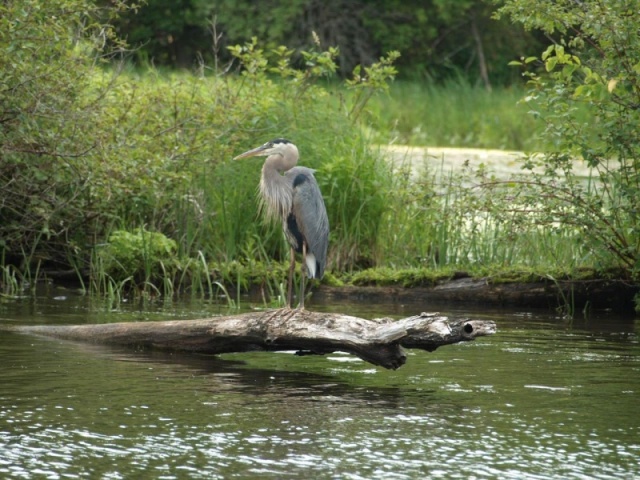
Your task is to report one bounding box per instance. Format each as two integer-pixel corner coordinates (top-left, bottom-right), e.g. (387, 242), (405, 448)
(2, 2), (638, 313)
(1, 59), (601, 298)
(0, 63), (631, 301)
(1, 13), (398, 301)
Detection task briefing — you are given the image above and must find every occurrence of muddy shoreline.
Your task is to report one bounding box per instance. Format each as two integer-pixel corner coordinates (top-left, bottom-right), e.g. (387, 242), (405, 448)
(315, 277), (638, 314)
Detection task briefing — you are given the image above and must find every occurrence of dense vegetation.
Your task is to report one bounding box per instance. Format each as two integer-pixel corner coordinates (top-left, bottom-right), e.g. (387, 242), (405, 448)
(496, 0), (640, 281)
(106, 0), (546, 86)
(1, 0), (639, 311)
(1, 0), (397, 300)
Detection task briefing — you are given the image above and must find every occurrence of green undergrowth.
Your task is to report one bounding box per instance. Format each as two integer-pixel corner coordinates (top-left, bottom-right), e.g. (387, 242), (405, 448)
(2, 0), (638, 314)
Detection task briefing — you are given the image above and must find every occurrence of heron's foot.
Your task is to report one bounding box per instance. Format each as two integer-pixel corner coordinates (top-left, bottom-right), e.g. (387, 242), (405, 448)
(296, 292), (307, 310)
(279, 306), (299, 322)
(265, 306), (291, 322)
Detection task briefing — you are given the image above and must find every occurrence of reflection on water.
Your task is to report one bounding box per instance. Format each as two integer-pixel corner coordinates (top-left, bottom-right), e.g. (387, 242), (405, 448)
(0, 292), (638, 479)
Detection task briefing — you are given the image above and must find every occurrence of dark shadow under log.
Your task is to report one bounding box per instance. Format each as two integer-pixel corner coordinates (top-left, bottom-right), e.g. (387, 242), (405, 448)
(11, 309), (496, 370)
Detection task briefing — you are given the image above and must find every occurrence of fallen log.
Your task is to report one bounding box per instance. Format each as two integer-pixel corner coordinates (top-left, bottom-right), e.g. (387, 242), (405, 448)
(12, 309), (496, 370)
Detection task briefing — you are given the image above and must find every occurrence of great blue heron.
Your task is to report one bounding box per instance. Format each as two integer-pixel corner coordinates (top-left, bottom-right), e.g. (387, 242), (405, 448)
(234, 138), (329, 309)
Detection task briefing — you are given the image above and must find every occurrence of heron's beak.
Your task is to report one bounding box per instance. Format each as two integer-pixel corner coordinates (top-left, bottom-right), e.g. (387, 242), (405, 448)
(233, 144), (269, 160)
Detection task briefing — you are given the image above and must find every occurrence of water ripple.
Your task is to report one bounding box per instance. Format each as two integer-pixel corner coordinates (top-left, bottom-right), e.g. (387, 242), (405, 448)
(1, 304), (639, 479)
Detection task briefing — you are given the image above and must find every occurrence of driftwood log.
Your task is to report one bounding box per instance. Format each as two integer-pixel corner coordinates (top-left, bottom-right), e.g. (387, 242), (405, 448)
(13, 309), (496, 370)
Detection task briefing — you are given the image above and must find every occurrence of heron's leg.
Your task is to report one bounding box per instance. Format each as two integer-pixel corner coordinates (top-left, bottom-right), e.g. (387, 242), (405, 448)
(287, 246), (295, 308)
(299, 242), (307, 309)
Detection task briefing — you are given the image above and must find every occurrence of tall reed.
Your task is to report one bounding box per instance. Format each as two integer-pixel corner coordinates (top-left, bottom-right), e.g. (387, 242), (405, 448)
(376, 153), (593, 276)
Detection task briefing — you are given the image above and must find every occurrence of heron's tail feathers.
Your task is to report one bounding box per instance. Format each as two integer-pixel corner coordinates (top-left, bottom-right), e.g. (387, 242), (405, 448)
(305, 253), (320, 279)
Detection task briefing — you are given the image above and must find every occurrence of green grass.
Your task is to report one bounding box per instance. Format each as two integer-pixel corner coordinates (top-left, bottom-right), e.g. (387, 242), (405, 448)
(4, 2), (636, 313)
(371, 157), (596, 275)
(362, 78), (573, 151)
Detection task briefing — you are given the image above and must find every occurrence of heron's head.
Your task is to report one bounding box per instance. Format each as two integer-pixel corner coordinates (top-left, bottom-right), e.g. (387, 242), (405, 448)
(233, 138), (296, 160)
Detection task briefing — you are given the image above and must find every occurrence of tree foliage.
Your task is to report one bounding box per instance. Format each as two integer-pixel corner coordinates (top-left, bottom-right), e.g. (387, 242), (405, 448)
(0, 0), (127, 269)
(496, 0), (640, 276)
(107, 0), (545, 84)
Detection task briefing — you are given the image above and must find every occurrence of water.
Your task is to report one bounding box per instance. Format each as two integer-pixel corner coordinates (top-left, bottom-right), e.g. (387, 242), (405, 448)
(1, 293), (638, 479)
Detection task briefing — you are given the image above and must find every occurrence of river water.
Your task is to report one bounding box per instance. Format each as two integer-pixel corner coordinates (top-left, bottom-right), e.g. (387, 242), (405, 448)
(1, 292), (638, 479)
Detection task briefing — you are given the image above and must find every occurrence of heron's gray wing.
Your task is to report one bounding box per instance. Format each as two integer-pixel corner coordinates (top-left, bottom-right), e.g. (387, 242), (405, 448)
(287, 167), (329, 278)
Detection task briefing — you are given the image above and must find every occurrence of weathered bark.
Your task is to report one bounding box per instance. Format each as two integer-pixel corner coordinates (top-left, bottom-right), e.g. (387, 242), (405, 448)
(12, 309), (496, 370)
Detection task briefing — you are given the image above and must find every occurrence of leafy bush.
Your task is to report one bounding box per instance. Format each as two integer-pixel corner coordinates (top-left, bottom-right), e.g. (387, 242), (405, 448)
(0, 0), (127, 270)
(497, 0), (640, 277)
(1, 0), (400, 292)
(99, 229), (178, 285)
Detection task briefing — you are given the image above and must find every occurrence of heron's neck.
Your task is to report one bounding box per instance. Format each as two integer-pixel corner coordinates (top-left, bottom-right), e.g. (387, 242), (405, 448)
(265, 148), (298, 173)
(260, 159), (293, 223)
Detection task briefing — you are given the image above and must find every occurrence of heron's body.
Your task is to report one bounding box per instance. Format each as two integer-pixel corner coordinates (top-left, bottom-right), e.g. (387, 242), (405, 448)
(234, 139), (329, 308)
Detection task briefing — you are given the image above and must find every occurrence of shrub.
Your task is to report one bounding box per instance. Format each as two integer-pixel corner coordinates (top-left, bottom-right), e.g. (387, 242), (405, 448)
(497, 0), (640, 278)
(0, 0), (128, 272)
(1, 2), (400, 290)
(98, 229), (178, 285)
